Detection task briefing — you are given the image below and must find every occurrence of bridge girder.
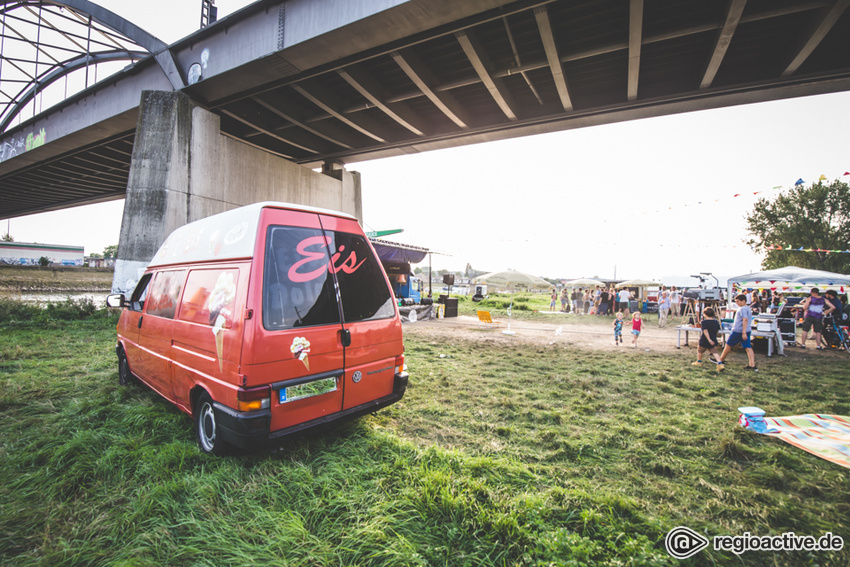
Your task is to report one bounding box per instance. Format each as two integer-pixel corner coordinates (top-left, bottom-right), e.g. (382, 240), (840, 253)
(2, 0), (850, 219)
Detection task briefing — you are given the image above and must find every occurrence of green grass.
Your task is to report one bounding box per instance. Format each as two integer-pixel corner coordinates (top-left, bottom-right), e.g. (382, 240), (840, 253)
(1, 308), (849, 566)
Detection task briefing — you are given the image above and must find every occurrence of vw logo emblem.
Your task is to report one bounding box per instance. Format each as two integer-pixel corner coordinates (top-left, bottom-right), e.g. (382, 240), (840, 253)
(352, 371), (362, 383)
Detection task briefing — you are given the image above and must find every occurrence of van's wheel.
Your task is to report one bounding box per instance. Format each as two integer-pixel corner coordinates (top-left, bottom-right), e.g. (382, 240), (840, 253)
(195, 392), (226, 455)
(118, 347), (133, 386)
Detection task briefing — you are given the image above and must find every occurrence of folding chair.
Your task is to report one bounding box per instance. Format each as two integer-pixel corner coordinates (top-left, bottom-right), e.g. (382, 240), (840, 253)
(476, 310), (502, 326)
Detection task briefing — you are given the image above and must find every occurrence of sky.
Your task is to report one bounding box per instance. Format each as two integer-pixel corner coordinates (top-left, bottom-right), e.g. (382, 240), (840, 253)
(4, 1), (850, 284)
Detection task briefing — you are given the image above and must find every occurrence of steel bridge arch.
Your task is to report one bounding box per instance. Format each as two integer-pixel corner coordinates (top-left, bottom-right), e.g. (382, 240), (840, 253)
(0, 0), (181, 133)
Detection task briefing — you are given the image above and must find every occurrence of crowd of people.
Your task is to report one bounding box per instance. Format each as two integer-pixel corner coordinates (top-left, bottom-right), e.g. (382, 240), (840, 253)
(552, 285), (638, 317)
(550, 283), (850, 358)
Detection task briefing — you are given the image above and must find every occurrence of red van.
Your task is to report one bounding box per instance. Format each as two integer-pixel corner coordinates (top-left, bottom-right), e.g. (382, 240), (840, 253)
(107, 202), (409, 454)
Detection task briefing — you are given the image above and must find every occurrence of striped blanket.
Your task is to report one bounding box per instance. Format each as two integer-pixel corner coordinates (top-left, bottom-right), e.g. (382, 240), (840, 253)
(749, 414), (850, 469)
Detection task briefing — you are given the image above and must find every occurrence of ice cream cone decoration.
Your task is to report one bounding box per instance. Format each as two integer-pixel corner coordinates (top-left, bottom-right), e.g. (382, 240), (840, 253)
(291, 337), (311, 371)
(212, 314), (226, 372)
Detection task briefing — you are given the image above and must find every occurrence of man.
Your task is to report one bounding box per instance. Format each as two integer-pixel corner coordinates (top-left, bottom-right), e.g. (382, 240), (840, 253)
(824, 289), (846, 324)
(598, 288), (610, 317)
(617, 287), (632, 317)
(717, 294), (758, 371)
(572, 288), (583, 315)
(670, 286), (681, 316)
(798, 288), (835, 349)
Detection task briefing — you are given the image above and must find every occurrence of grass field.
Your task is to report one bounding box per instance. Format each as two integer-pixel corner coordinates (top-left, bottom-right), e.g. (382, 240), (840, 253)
(1, 298), (849, 566)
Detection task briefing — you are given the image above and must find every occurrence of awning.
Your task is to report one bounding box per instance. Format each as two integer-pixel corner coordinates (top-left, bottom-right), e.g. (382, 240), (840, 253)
(370, 238), (429, 265)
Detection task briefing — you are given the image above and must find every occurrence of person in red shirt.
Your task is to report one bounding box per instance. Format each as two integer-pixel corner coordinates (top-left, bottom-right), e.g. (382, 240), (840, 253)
(630, 312), (643, 347)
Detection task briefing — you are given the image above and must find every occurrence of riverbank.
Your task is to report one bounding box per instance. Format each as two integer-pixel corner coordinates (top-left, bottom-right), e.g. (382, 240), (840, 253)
(0, 265), (113, 292)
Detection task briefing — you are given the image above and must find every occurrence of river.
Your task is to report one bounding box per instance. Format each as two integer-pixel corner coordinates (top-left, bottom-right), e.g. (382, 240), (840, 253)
(0, 290), (109, 307)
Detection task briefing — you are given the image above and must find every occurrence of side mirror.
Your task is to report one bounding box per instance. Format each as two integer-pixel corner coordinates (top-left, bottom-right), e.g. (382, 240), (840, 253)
(106, 293), (126, 308)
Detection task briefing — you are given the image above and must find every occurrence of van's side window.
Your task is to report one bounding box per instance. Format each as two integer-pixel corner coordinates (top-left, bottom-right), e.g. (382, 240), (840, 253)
(145, 270), (186, 319)
(179, 269), (239, 328)
(263, 226), (341, 330)
(329, 231), (395, 323)
(128, 273), (152, 311)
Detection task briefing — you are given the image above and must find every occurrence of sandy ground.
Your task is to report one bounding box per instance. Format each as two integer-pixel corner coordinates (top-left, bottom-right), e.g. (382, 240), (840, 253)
(402, 312), (846, 362)
(403, 312), (696, 353)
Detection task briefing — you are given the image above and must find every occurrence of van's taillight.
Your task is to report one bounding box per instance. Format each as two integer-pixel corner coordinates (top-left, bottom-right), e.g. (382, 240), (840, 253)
(395, 355), (406, 375)
(237, 385), (270, 411)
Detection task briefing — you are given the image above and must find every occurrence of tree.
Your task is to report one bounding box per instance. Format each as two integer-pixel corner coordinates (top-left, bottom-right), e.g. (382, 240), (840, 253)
(103, 244), (118, 258)
(1, 233), (12, 242)
(745, 180), (850, 273)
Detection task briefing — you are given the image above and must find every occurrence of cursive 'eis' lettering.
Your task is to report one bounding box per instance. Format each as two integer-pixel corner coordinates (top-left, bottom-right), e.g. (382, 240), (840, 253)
(288, 236), (367, 283)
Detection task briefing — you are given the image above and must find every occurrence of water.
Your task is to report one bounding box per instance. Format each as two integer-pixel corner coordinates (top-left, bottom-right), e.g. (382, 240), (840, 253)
(0, 290), (109, 307)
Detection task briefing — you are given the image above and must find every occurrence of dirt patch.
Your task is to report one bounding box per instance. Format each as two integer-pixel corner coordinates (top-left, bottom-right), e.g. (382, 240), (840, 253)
(402, 313), (842, 361)
(404, 314), (686, 353)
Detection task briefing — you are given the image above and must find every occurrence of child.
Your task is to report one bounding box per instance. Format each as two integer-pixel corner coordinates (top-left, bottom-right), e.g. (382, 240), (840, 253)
(717, 294), (757, 372)
(613, 311), (625, 345)
(630, 312), (642, 347)
(692, 307), (721, 367)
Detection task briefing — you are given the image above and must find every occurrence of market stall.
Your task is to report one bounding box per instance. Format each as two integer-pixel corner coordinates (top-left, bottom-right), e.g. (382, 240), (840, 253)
(726, 266), (850, 349)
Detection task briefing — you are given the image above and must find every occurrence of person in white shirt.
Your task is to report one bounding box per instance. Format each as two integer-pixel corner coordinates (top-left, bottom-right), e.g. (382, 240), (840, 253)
(617, 288), (632, 316)
(670, 286), (681, 316)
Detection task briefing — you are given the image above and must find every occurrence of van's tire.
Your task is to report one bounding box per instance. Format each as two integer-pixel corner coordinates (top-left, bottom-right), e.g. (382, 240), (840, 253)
(118, 347), (134, 386)
(195, 392), (227, 455)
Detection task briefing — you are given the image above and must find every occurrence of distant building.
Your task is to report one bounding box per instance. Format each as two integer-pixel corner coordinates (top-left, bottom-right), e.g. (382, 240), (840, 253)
(85, 256), (116, 268)
(0, 241), (85, 266)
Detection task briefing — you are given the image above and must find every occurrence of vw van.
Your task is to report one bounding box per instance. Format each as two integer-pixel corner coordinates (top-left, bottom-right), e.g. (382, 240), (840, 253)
(107, 202), (409, 454)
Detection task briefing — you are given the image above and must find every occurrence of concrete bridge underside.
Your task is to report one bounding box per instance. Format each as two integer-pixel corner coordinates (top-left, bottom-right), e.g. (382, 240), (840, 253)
(0, 0), (849, 291)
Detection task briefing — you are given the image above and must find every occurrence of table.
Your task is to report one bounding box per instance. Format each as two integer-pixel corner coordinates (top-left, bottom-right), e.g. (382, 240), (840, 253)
(675, 326), (702, 348)
(719, 329), (785, 357)
(676, 326), (785, 357)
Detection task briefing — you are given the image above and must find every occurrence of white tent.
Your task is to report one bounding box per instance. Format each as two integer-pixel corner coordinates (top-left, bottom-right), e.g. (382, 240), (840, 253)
(726, 266), (850, 300)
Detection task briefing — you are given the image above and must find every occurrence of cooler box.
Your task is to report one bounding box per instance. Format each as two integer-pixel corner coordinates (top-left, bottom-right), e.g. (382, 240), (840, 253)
(754, 314), (777, 333)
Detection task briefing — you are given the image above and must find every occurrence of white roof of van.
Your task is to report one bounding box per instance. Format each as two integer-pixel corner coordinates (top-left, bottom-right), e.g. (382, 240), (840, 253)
(148, 202), (356, 268)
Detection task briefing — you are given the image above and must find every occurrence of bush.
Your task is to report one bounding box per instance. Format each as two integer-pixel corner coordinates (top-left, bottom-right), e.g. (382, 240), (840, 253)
(0, 297), (42, 321)
(0, 296), (112, 326)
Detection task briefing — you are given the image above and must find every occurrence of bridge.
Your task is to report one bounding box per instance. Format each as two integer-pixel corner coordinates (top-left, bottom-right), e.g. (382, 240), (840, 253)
(1, 0), (849, 289)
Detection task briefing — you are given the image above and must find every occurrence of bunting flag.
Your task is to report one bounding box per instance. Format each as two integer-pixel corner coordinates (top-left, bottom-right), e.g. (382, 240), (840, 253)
(601, 169), (848, 223)
(732, 284), (846, 293)
(760, 244), (850, 254)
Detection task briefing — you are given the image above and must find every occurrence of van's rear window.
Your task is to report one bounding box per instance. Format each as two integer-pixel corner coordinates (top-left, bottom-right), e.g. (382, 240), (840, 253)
(262, 226), (394, 330)
(329, 231), (395, 324)
(263, 226), (341, 330)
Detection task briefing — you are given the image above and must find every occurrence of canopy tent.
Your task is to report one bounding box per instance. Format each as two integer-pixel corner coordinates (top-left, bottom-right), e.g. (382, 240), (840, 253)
(564, 277), (604, 287)
(615, 278), (662, 300)
(615, 279), (661, 288)
(726, 266), (850, 300)
(369, 239), (429, 265)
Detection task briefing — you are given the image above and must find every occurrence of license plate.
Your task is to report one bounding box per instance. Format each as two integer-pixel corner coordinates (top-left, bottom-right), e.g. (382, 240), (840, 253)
(279, 376), (338, 404)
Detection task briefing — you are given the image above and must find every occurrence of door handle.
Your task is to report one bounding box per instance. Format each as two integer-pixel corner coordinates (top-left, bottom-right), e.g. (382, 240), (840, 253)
(340, 328), (351, 347)
(138, 316), (143, 329)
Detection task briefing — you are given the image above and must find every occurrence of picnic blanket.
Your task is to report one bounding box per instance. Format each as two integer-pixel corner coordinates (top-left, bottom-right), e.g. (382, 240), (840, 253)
(739, 410), (850, 469)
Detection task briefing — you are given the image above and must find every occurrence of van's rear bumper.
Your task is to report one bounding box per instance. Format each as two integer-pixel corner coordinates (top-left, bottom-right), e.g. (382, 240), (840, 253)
(214, 371), (409, 451)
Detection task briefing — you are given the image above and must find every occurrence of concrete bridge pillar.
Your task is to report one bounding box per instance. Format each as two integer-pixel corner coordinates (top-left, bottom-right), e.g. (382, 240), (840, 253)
(112, 90), (362, 294)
